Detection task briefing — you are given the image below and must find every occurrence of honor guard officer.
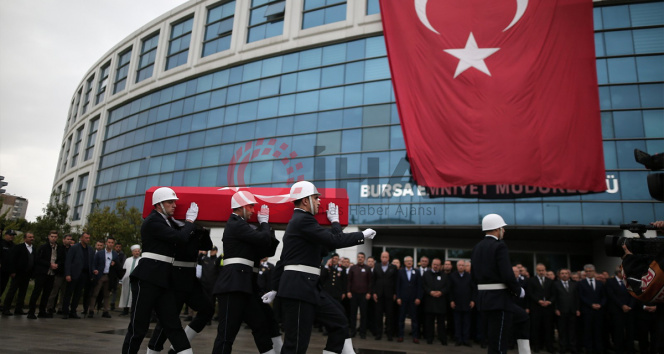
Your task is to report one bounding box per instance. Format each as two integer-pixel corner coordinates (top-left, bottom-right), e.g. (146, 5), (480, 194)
(470, 214), (531, 354)
(147, 224), (215, 354)
(212, 190), (279, 354)
(264, 181), (376, 354)
(122, 187), (199, 354)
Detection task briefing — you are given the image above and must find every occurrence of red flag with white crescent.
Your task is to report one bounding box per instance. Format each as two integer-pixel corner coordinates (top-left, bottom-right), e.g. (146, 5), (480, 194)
(380, 0), (606, 191)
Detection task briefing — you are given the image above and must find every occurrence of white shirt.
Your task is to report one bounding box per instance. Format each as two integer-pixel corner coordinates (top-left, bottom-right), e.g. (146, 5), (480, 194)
(406, 267), (413, 281)
(25, 243), (33, 254)
(104, 250), (112, 274)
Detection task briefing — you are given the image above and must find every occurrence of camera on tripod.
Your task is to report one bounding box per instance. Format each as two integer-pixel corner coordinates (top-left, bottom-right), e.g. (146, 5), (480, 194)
(604, 221), (662, 257)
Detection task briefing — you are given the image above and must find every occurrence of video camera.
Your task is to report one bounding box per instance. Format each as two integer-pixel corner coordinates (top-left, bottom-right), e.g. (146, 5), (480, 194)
(604, 221), (662, 257)
(634, 149), (664, 202)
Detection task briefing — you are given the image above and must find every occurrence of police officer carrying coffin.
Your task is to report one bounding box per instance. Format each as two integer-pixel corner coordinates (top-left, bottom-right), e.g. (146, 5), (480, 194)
(212, 190), (280, 354)
(470, 214), (531, 354)
(263, 181), (377, 354)
(147, 221), (214, 353)
(122, 187), (199, 354)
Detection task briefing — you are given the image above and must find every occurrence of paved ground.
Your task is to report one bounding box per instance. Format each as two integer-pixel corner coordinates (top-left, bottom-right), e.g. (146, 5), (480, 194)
(0, 309), (487, 353)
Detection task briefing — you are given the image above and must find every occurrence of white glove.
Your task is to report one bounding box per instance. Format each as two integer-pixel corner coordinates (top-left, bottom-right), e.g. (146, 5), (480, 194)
(257, 205), (269, 224)
(186, 202), (199, 222)
(326, 203), (339, 223)
(362, 228), (376, 240)
(262, 290), (277, 304)
(519, 287), (525, 298)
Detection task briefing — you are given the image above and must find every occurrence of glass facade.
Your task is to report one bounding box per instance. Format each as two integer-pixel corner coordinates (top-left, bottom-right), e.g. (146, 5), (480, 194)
(113, 48), (132, 94)
(137, 32), (159, 83)
(247, 0), (285, 43)
(202, 1), (236, 57)
(166, 16), (194, 71)
(302, 0), (346, 29)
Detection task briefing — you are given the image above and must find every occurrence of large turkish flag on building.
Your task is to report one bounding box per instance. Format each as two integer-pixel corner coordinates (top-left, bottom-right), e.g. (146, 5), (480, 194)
(380, 0), (606, 192)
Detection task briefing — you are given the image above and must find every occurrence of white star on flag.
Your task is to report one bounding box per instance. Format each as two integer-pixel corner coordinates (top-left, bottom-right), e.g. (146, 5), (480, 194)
(444, 32), (500, 78)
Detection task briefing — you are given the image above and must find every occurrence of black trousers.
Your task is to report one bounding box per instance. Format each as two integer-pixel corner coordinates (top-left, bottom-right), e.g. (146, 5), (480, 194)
(28, 273), (54, 314)
(349, 293), (368, 336)
(62, 273), (93, 316)
(213, 291), (273, 354)
(425, 312), (446, 343)
(609, 308), (635, 354)
(454, 310), (472, 343)
(2, 273), (30, 312)
(0, 270), (11, 298)
(557, 312), (577, 353)
(531, 305), (555, 351)
(581, 309), (605, 353)
(262, 301), (281, 338)
(149, 280), (215, 351)
(398, 299), (419, 339)
(281, 292), (349, 354)
(484, 301), (529, 353)
(122, 279), (190, 354)
(375, 295), (394, 339)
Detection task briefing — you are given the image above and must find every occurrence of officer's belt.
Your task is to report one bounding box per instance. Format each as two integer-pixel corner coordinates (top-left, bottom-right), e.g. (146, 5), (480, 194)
(173, 261), (196, 268)
(477, 283), (507, 290)
(142, 252), (174, 264)
(224, 257), (259, 273)
(285, 264), (321, 276)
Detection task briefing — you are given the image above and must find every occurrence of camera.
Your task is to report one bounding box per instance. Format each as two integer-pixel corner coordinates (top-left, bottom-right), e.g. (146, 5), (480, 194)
(604, 221), (662, 257)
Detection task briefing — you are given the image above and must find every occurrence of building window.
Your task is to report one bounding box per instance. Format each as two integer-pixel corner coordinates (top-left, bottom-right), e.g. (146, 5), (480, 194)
(166, 16), (194, 71)
(113, 48), (132, 94)
(70, 125), (84, 168)
(61, 135), (72, 173)
(64, 179), (73, 205)
(95, 62), (110, 105)
(73, 174), (89, 221)
(72, 89), (82, 121)
(367, 0), (379, 15)
(248, 0), (285, 43)
(203, 1), (236, 57)
(84, 118), (100, 161)
(137, 32), (160, 83)
(302, 0), (346, 29)
(81, 75), (94, 114)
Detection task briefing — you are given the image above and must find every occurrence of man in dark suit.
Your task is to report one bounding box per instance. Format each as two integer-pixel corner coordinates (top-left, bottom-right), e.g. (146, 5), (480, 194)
(470, 214), (530, 353)
(2, 231), (35, 316)
(121, 187), (199, 354)
(423, 258), (450, 345)
(372, 250), (397, 341)
(396, 255), (423, 343)
(449, 259), (476, 346)
(0, 229), (17, 302)
(27, 230), (62, 319)
(577, 264), (606, 354)
(605, 266), (636, 354)
(268, 181), (375, 354)
(553, 268), (579, 354)
(528, 263), (556, 352)
(61, 232), (95, 319)
(46, 233), (71, 315)
(347, 251), (372, 339)
(417, 256), (430, 338)
(87, 236), (119, 318)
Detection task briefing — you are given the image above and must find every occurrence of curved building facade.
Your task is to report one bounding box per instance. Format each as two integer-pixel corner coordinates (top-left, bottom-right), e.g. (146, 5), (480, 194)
(54, 0), (663, 271)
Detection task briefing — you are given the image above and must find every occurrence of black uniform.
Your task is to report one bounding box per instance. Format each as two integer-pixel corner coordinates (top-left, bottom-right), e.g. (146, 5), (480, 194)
(470, 236), (529, 352)
(272, 209), (365, 354)
(0, 236), (14, 298)
(122, 209), (195, 354)
(148, 226), (214, 352)
(423, 270), (450, 344)
(2, 243), (34, 314)
(212, 213), (278, 354)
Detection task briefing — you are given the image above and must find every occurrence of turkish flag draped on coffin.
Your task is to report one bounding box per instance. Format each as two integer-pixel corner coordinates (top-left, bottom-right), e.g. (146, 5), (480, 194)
(380, 0), (606, 192)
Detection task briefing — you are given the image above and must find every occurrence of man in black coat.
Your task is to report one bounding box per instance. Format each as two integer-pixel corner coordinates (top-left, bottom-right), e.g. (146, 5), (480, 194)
(2, 231), (35, 316)
(268, 180), (375, 354)
(321, 253), (347, 304)
(212, 191), (279, 354)
(449, 259), (476, 346)
(470, 214), (530, 353)
(396, 255), (423, 343)
(110, 241), (126, 311)
(46, 233), (71, 315)
(372, 250), (397, 341)
(605, 266), (636, 354)
(27, 230), (62, 318)
(553, 268), (579, 354)
(61, 232), (95, 319)
(577, 264), (606, 354)
(0, 229), (17, 301)
(527, 263), (556, 352)
(121, 187), (199, 354)
(423, 258), (450, 345)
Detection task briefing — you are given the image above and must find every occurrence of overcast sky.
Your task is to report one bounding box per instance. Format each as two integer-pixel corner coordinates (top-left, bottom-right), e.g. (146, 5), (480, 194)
(0, 0), (189, 221)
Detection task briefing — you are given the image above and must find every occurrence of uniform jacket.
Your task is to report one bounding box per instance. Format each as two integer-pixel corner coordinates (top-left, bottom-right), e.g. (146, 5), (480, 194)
(199, 255), (219, 291)
(577, 277), (607, 314)
(0, 238), (13, 268)
(273, 209), (364, 305)
(213, 213), (274, 295)
(449, 271), (476, 311)
(396, 267), (423, 302)
(92, 249), (119, 281)
(423, 271), (450, 314)
(170, 226), (213, 291)
(34, 243), (60, 276)
(470, 236), (522, 311)
(130, 209), (195, 288)
(527, 275), (556, 309)
(372, 263), (397, 300)
(65, 242), (95, 280)
(6, 243), (35, 276)
(605, 277), (636, 313)
(321, 264), (347, 300)
(257, 261), (275, 294)
(553, 279), (579, 315)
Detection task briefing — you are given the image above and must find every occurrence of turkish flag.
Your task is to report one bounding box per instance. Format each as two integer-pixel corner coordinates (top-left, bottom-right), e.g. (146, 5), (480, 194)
(380, 0), (606, 192)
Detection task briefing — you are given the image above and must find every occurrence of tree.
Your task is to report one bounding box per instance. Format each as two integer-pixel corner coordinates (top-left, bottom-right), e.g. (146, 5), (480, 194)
(85, 200), (142, 254)
(30, 191), (72, 247)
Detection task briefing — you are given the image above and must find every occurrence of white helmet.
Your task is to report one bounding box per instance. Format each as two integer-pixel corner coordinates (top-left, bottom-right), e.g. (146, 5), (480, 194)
(289, 181), (320, 201)
(152, 187), (178, 205)
(482, 213), (507, 231)
(231, 190), (257, 209)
